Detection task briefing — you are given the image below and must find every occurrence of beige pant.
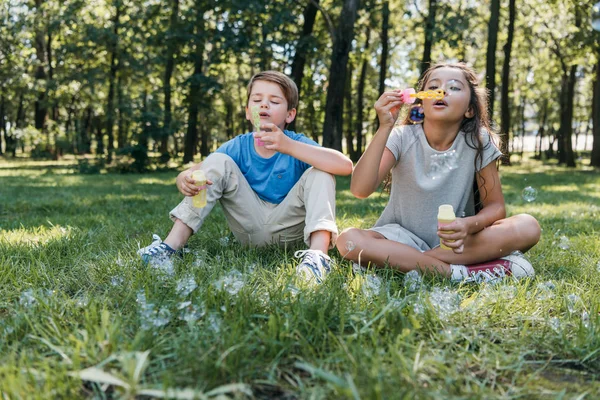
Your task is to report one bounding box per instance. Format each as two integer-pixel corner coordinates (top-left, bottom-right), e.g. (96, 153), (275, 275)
(170, 153), (338, 248)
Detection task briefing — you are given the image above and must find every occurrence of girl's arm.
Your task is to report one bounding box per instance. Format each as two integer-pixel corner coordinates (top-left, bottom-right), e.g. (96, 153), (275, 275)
(464, 162), (506, 234)
(437, 161), (505, 253)
(351, 90), (404, 198)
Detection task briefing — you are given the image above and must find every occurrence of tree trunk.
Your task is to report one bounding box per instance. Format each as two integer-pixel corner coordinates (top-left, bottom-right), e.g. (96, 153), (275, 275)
(105, 1), (121, 163)
(322, 0), (360, 151)
(291, 0), (319, 96)
(183, 3), (206, 163)
(499, 0), (515, 165)
(485, 0), (500, 120)
(420, 0), (437, 76)
(80, 107), (92, 154)
(289, 0), (319, 132)
(592, 43), (600, 167)
(161, 0), (179, 154)
(34, 0), (48, 134)
(0, 94), (5, 155)
(562, 65), (577, 167)
(378, 1), (390, 96)
(536, 99), (548, 160)
(354, 27), (370, 161)
(345, 60), (354, 157)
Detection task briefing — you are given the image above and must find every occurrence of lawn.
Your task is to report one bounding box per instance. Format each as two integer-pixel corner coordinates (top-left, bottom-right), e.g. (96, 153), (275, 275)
(0, 156), (599, 399)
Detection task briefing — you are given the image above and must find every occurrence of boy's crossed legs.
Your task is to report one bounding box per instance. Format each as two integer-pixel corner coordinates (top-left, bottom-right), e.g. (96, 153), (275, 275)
(139, 153), (338, 283)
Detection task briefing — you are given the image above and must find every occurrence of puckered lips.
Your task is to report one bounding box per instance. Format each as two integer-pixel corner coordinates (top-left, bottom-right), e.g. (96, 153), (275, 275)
(433, 99), (448, 107)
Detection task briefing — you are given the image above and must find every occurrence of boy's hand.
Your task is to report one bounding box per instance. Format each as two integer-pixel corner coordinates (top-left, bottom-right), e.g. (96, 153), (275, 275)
(253, 123), (293, 153)
(437, 218), (469, 254)
(176, 170), (213, 197)
(375, 90), (404, 130)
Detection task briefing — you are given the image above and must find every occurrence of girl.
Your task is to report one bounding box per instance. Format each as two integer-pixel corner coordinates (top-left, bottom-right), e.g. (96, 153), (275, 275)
(337, 63), (541, 283)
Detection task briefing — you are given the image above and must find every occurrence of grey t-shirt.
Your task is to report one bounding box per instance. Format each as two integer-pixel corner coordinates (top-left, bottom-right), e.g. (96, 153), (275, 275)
(374, 124), (502, 249)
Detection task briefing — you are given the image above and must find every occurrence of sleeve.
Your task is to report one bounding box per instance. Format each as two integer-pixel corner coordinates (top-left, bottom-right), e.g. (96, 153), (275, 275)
(385, 126), (404, 161)
(215, 135), (242, 165)
(478, 130), (503, 171)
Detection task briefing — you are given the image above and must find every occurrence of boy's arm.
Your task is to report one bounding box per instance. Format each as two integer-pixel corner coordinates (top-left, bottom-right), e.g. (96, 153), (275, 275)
(285, 141), (353, 176)
(255, 122), (353, 176)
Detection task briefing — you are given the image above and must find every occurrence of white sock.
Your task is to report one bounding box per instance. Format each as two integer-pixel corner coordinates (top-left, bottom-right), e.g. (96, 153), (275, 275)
(450, 264), (468, 281)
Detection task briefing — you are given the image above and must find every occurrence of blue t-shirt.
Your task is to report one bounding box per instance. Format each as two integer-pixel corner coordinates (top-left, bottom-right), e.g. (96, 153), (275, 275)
(215, 130), (319, 204)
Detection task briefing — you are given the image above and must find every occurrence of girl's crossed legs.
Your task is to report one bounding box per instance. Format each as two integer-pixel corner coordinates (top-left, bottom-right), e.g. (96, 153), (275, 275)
(336, 214), (541, 277)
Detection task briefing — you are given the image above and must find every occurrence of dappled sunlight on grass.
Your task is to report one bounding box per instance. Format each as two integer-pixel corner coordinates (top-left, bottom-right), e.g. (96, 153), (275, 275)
(0, 224), (73, 247)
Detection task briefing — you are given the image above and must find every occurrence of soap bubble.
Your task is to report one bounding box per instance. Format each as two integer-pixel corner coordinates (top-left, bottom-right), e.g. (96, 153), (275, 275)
(345, 240), (356, 252)
(582, 311), (590, 329)
(522, 186), (537, 202)
(404, 270), (422, 292)
(557, 236), (570, 250)
(593, 2), (600, 31)
(566, 294), (580, 314)
(19, 290), (37, 308)
(213, 270), (245, 295)
(428, 151), (457, 179)
(362, 274), (382, 298)
(176, 274), (198, 297)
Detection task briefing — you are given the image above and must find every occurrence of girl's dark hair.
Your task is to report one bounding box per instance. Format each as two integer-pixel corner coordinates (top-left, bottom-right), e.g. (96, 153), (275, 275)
(400, 62), (500, 210)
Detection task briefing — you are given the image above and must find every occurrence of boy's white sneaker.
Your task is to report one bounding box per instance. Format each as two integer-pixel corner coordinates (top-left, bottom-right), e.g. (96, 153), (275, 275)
(295, 249), (332, 284)
(451, 251), (534, 284)
(137, 234), (180, 264)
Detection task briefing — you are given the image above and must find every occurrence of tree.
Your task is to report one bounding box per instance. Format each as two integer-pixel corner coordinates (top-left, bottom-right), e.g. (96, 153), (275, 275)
(485, 0), (500, 120)
(499, 0), (516, 165)
(322, 0), (360, 151)
(420, 0), (437, 76)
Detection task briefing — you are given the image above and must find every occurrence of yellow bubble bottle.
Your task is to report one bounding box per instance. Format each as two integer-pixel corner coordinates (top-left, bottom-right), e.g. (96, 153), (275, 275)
(437, 204), (456, 250)
(192, 170), (207, 208)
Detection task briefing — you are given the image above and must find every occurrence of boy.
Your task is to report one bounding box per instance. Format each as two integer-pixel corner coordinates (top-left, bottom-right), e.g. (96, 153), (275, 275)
(138, 71), (353, 283)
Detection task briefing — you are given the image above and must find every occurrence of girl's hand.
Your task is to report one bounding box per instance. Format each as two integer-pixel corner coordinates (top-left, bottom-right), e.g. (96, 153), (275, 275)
(253, 123), (293, 153)
(374, 90), (404, 130)
(176, 171), (213, 197)
(437, 218), (469, 254)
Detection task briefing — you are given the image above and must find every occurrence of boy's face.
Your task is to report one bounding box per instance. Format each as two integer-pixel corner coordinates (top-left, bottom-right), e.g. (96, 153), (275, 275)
(245, 80), (296, 131)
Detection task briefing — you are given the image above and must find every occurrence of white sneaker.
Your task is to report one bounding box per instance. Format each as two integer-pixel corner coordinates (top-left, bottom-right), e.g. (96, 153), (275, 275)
(451, 251), (535, 284)
(137, 234), (179, 264)
(294, 250), (332, 284)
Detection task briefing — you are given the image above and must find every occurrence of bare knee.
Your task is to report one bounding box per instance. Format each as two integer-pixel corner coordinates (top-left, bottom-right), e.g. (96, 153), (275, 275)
(514, 213), (541, 250)
(336, 228), (365, 261)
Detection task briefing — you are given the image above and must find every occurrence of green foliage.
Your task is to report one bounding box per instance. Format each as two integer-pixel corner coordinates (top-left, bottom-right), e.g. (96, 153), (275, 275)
(1, 156), (599, 397)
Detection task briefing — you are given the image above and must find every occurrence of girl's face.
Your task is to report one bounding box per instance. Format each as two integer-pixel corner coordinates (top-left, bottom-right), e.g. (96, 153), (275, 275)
(245, 80), (296, 131)
(422, 67), (473, 124)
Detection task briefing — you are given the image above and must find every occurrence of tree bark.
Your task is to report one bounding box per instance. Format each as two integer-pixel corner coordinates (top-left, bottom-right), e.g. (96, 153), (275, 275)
(0, 94), (5, 155)
(345, 60), (354, 157)
(105, 1), (121, 163)
(322, 0), (360, 150)
(378, 0), (389, 96)
(420, 0), (437, 77)
(592, 42), (600, 167)
(289, 0), (319, 132)
(354, 27), (370, 161)
(34, 0), (48, 134)
(499, 0), (515, 165)
(183, 3), (206, 163)
(161, 0), (179, 154)
(485, 0), (500, 120)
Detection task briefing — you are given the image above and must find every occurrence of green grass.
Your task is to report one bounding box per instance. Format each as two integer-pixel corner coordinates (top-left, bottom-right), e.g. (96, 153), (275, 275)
(1, 155), (599, 399)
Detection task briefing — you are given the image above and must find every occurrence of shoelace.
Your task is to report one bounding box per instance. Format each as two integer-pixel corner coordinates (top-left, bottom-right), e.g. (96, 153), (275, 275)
(147, 243), (172, 256)
(471, 266), (507, 283)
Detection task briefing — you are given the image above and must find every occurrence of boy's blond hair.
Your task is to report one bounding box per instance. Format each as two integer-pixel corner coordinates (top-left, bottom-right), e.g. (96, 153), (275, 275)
(247, 71), (299, 111)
